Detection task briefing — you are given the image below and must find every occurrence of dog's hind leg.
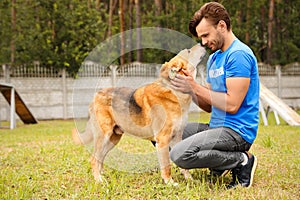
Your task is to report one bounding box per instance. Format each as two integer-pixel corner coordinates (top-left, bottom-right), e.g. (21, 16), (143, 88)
(91, 129), (123, 183)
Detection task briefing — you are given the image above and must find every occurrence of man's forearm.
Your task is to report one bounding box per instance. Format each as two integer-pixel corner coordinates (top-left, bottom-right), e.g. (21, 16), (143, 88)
(191, 83), (212, 113)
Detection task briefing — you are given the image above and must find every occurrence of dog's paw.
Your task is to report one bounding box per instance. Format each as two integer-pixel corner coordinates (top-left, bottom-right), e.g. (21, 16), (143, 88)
(95, 174), (108, 185)
(180, 168), (193, 180)
(165, 178), (179, 187)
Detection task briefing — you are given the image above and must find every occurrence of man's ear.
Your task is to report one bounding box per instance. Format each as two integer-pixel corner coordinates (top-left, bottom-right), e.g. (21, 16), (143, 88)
(218, 20), (227, 32)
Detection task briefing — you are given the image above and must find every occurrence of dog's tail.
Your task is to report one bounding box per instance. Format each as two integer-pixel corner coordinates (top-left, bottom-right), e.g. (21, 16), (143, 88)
(72, 119), (94, 145)
(72, 128), (81, 144)
(72, 101), (98, 145)
(72, 127), (94, 145)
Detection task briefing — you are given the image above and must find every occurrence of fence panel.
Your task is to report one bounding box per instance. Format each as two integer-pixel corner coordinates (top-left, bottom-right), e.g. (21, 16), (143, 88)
(77, 63), (110, 77)
(117, 63), (161, 77)
(1, 62), (299, 120)
(7, 63), (61, 78)
(2, 62), (299, 78)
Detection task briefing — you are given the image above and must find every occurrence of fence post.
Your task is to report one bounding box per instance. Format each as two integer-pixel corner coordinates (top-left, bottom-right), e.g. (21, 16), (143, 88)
(155, 65), (161, 77)
(275, 65), (282, 98)
(10, 87), (16, 129)
(2, 64), (10, 121)
(3, 64), (10, 83)
(110, 65), (118, 87)
(62, 68), (67, 119)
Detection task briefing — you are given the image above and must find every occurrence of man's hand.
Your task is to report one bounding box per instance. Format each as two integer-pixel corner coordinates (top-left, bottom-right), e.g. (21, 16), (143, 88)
(170, 69), (195, 94)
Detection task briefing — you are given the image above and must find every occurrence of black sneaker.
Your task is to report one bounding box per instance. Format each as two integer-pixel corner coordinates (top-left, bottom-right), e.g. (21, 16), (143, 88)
(227, 154), (257, 189)
(237, 154), (257, 187)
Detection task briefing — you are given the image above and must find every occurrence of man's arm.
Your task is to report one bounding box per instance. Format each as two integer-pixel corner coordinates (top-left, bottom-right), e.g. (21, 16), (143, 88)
(171, 72), (250, 114)
(193, 77), (250, 114)
(191, 82), (212, 113)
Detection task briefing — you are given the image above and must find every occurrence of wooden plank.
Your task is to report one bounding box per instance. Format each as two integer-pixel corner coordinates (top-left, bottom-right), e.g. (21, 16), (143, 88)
(0, 83), (38, 124)
(260, 83), (300, 126)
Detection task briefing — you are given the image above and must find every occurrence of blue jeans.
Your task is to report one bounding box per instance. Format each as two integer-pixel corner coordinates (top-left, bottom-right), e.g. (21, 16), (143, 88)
(170, 122), (252, 170)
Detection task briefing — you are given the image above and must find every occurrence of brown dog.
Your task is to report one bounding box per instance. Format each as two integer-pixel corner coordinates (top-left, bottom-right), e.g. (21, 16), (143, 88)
(72, 44), (206, 184)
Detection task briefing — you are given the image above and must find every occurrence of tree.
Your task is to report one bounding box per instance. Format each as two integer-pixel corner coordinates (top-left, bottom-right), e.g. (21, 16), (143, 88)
(0, 0), (108, 75)
(267, 0), (274, 64)
(108, 0), (117, 38)
(135, 0), (142, 62)
(127, 0), (134, 62)
(0, 0), (299, 74)
(10, 0), (16, 66)
(119, 0), (126, 65)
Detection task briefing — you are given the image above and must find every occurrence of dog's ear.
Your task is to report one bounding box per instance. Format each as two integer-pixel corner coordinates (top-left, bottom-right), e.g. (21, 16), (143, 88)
(168, 55), (187, 70)
(160, 53), (189, 79)
(160, 62), (170, 79)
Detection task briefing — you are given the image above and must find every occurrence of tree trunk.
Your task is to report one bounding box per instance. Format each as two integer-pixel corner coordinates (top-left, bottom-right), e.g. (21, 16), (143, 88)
(259, 5), (266, 61)
(108, 0), (117, 38)
(128, 0), (134, 62)
(96, 0), (101, 10)
(135, 0), (142, 62)
(245, 0), (252, 44)
(267, 0), (274, 64)
(119, 0), (126, 65)
(87, 0), (91, 9)
(10, 0), (16, 66)
(154, 0), (162, 27)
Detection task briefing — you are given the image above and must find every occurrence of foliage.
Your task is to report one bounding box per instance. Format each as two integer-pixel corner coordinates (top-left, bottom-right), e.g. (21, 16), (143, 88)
(0, 114), (299, 199)
(0, 0), (299, 74)
(0, 0), (107, 76)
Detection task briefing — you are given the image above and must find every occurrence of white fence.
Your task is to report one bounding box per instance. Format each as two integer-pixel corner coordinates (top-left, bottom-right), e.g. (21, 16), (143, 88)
(0, 62), (299, 121)
(2, 62), (300, 78)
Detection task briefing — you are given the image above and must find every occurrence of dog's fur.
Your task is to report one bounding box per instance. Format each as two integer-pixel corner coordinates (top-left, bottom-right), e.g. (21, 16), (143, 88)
(72, 44), (206, 184)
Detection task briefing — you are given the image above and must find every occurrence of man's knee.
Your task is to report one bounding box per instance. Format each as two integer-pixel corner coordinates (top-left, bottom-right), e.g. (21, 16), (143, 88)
(170, 146), (188, 169)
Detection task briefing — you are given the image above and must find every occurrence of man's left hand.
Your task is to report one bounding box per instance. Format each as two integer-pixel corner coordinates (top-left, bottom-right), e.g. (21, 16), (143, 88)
(170, 70), (195, 94)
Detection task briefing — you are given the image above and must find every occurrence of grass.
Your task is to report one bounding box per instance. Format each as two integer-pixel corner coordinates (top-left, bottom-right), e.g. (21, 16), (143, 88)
(0, 113), (299, 199)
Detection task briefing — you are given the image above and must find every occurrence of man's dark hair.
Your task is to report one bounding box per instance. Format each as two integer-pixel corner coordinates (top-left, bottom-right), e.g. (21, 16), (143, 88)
(189, 2), (231, 37)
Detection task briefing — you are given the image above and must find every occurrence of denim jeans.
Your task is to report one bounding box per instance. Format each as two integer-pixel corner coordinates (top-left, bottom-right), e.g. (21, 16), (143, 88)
(170, 122), (252, 171)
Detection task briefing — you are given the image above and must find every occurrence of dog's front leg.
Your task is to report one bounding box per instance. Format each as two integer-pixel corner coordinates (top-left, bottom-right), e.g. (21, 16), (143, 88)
(155, 135), (180, 186)
(156, 144), (174, 184)
(170, 130), (193, 181)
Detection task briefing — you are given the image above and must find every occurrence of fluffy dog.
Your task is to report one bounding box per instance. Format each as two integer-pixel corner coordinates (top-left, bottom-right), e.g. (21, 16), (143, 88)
(72, 44), (206, 184)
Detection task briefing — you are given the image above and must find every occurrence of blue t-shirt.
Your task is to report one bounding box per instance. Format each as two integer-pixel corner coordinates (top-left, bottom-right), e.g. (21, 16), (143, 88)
(206, 39), (260, 144)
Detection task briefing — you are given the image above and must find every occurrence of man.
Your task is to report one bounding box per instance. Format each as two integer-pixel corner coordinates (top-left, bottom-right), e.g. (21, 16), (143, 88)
(169, 2), (259, 189)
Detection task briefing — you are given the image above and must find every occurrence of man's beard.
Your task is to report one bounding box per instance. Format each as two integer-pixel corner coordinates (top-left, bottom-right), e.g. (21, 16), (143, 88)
(210, 31), (224, 53)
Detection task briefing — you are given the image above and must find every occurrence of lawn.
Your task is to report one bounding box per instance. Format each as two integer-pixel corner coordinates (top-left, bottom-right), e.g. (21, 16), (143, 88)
(0, 112), (299, 199)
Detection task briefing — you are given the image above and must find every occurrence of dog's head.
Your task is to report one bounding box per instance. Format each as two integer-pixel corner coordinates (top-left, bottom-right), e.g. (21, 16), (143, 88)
(160, 44), (206, 80)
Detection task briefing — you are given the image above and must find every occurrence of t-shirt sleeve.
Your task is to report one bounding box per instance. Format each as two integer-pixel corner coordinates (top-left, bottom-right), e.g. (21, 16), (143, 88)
(226, 50), (253, 78)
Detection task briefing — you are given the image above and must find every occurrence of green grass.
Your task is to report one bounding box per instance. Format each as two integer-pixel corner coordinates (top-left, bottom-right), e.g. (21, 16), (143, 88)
(0, 113), (299, 199)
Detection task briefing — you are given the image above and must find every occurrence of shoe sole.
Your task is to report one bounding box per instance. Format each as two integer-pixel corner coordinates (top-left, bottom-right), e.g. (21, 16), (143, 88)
(248, 155), (258, 187)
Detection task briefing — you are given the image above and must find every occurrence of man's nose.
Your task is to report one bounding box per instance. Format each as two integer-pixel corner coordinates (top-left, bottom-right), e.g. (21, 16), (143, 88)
(201, 39), (207, 46)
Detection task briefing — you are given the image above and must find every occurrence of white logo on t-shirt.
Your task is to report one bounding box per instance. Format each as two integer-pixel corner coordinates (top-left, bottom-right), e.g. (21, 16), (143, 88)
(209, 66), (224, 78)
